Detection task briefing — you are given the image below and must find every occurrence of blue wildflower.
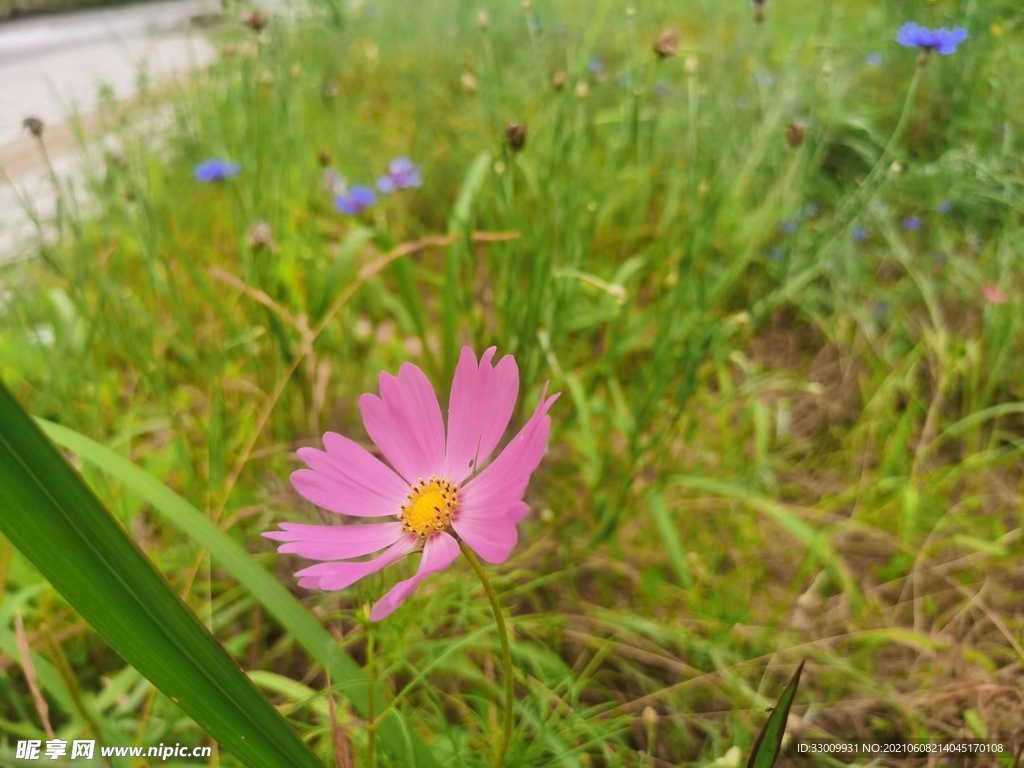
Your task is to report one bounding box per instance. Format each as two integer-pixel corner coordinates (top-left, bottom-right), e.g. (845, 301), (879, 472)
(937, 200), (953, 214)
(901, 215), (922, 231)
(767, 247), (783, 262)
(194, 159), (240, 182)
(871, 300), (889, 317)
(587, 55), (604, 75)
(852, 225), (869, 243)
(376, 157), (422, 194)
(779, 220), (796, 234)
(866, 53), (884, 66)
(896, 23), (968, 55)
(802, 202), (819, 219)
(335, 186), (376, 214)
(652, 80), (670, 97)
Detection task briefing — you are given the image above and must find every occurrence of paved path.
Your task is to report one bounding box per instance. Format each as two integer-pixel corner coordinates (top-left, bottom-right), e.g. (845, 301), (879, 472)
(0, 0), (220, 262)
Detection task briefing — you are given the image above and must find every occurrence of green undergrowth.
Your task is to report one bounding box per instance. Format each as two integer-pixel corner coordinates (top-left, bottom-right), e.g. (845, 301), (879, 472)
(1, 0), (1023, 764)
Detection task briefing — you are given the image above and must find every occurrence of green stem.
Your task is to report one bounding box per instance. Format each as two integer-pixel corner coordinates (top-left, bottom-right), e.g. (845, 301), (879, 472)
(460, 541), (514, 767)
(366, 622), (376, 768)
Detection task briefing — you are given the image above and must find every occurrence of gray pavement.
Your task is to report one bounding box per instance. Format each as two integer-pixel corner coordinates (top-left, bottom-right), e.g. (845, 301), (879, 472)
(0, 0), (220, 262)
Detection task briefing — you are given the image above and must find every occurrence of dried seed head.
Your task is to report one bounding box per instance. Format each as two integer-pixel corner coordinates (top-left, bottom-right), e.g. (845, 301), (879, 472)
(243, 10), (267, 32)
(222, 42), (237, 57)
(506, 122), (527, 152)
(317, 149), (332, 167)
(22, 116), (44, 138)
(477, 10), (489, 29)
(751, 0), (765, 23)
(248, 221), (277, 252)
(784, 121), (808, 148)
(653, 29), (679, 59)
(551, 70), (568, 90)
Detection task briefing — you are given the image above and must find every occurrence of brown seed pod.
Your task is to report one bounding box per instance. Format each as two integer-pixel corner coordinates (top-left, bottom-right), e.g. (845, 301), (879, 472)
(506, 122), (527, 152)
(784, 121), (808, 148)
(247, 221), (277, 252)
(22, 116), (44, 138)
(243, 10), (267, 32)
(653, 29), (679, 59)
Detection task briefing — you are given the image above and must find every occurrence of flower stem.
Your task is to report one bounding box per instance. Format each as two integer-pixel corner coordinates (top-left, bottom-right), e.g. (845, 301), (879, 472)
(365, 621), (376, 768)
(459, 541), (514, 767)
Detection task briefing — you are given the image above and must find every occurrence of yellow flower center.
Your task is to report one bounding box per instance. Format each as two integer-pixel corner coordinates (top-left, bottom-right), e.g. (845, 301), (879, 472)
(399, 476), (459, 538)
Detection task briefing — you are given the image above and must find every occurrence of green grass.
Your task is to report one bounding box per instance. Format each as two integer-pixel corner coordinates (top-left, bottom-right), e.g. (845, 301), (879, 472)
(2, 0), (1023, 765)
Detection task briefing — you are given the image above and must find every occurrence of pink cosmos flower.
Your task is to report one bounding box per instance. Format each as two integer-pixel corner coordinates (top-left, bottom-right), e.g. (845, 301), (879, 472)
(264, 347), (559, 621)
(981, 284), (1009, 305)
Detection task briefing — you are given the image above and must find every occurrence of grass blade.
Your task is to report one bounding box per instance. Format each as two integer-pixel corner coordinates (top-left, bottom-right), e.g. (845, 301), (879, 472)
(646, 486), (693, 589)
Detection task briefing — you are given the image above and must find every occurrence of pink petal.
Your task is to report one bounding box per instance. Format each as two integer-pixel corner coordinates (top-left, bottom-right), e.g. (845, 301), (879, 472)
(442, 347), (519, 484)
(461, 385), (559, 511)
(370, 531), (460, 621)
(452, 501), (529, 564)
(291, 433), (409, 517)
(262, 521), (405, 560)
(295, 535), (418, 591)
(360, 362), (446, 484)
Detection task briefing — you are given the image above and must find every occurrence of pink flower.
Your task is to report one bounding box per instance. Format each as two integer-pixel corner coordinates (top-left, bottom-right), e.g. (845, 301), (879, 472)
(981, 284), (1009, 305)
(264, 347), (559, 621)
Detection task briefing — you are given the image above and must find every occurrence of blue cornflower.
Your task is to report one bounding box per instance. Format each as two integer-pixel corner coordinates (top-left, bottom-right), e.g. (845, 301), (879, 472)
(802, 202), (819, 219)
(852, 225), (869, 243)
(779, 220), (796, 234)
(335, 186), (376, 214)
(652, 80), (670, 97)
(767, 247), (783, 262)
(896, 23), (968, 55)
(901, 215), (922, 231)
(866, 53), (884, 66)
(194, 159), (240, 182)
(376, 157), (422, 194)
(587, 55), (604, 75)
(937, 200), (953, 214)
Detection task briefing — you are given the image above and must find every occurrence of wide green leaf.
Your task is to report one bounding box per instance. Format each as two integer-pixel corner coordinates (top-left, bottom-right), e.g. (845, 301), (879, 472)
(0, 381), (325, 767)
(37, 418), (440, 767)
